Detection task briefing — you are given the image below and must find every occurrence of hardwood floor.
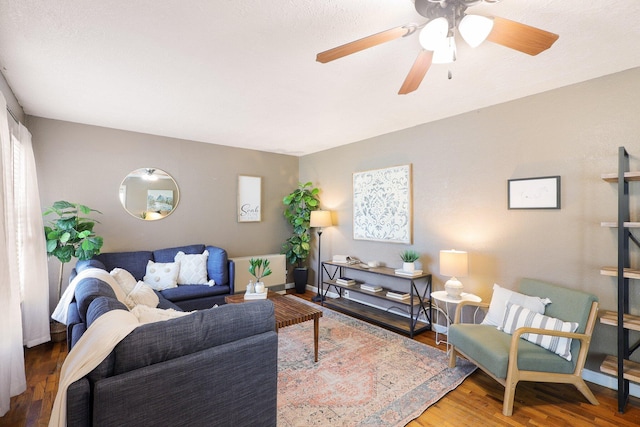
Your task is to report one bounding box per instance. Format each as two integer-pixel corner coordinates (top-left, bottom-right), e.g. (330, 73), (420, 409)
(2, 290), (640, 426)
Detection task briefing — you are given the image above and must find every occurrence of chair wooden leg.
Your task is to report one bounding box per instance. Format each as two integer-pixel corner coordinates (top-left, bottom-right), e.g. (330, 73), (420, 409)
(574, 379), (599, 405)
(449, 348), (457, 368)
(502, 379), (517, 416)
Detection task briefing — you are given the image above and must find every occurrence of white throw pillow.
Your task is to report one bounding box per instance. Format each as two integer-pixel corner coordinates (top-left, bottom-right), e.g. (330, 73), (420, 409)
(143, 260), (179, 290)
(481, 283), (551, 327)
(174, 250), (210, 285)
(110, 268), (137, 295)
(125, 281), (160, 309)
(501, 302), (578, 361)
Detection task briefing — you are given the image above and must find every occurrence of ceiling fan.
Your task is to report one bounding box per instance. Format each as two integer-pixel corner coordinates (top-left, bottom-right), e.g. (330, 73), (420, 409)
(316, 0), (559, 95)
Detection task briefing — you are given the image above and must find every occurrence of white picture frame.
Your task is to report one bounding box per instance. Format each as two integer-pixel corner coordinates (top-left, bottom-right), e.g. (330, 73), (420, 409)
(353, 164), (412, 243)
(237, 175), (261, 222)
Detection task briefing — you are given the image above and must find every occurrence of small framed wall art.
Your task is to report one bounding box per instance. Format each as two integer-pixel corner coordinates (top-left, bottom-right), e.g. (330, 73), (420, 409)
(237, 175), (261, 222)
(508, 176), (561, 209)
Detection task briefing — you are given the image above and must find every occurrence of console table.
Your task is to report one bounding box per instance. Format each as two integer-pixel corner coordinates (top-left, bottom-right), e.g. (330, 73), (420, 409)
(320, 261), (431, 338)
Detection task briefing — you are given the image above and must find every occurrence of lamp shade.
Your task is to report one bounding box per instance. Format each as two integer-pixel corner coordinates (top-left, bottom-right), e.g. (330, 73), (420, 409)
(310, 210), (332, 228)
(431, 36), (457, 64)
(439, 250), (468, 278)
(459, 15), (494, 48)
(419, 17), (449, 51)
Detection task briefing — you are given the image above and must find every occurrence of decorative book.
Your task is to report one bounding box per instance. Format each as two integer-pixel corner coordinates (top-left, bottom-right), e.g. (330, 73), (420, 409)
(336, 277), (356, 285)
(386, 290), (410, 300)
(360, 284), (383, 292)
(244, 290), (268, 300)
(394, 269), (423, 277)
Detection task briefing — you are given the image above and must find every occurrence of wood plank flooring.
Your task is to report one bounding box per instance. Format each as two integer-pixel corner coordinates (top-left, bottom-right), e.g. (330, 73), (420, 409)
(2, 290), (640, 426)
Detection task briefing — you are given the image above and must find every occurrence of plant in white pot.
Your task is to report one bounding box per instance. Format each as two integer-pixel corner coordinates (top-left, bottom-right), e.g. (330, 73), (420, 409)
(400, 250), (420, 272)
(43, 201), (103, 338)
(248, 258), (272, 294)
(281, 181), (320, 293)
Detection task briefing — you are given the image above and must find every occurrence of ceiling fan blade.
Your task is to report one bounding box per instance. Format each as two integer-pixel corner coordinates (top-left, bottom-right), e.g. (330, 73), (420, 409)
(316, 26), (411, 63)
(398, 50), (433, 95)
(486, 16), (559, 56)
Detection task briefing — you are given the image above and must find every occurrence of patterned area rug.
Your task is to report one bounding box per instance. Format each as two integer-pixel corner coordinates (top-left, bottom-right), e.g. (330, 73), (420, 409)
(277, 297), (476, 426)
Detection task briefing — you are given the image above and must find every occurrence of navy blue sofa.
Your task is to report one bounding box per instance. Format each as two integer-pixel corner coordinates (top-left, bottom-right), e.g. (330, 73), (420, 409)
(74, 244), (235, 311)
(64, 276), (277, 426)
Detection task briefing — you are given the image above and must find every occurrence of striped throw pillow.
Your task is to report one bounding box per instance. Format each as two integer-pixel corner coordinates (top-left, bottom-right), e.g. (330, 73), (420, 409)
(501, 302), (578, 361)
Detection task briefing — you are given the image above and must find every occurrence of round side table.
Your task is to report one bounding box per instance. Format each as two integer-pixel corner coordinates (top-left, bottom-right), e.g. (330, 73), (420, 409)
(430, 290), (482, 353)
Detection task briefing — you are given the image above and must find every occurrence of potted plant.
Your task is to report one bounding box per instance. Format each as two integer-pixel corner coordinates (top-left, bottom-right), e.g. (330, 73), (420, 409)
(249, 258), (272, 293)
(282, 181), (320, 293)
(44, 201), (104, 337)
(400, 250), (420, 272)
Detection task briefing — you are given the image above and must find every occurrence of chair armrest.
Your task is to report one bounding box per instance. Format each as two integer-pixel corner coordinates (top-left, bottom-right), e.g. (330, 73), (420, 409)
(508, 326), (591, 367)
(452, 300), (489, 324)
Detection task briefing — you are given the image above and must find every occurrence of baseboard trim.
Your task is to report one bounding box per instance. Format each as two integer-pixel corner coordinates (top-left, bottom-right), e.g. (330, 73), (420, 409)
(583, 368), (640, 398)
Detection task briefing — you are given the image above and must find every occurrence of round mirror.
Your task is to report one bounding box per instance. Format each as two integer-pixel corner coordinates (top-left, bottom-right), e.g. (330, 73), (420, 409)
(119, 168), (180, 220)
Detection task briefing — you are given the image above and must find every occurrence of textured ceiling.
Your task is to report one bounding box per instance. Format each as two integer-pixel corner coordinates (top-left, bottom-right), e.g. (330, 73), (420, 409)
(1, 0), (639, 156)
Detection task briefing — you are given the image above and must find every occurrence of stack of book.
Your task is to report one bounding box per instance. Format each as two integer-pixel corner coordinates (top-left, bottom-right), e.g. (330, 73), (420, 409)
(394, 269), (423, 277)
(386, 289), (410, 300)
(360, 283), (383, 292)
(336, 277), (356, 286)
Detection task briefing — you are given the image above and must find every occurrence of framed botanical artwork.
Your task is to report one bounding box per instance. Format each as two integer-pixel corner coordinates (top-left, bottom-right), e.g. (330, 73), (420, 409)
(237, 175), (261, 222)
(508, 176), (561, 209)
(353, 164), (412, 243)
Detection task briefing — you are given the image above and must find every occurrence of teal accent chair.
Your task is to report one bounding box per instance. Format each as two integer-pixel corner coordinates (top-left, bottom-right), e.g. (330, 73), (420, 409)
(448, 278), (600, 416)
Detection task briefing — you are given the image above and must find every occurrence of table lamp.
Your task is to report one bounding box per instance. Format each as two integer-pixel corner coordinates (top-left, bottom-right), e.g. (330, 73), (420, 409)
(310, 210), (332, 302)
(439, 249), (468, 299)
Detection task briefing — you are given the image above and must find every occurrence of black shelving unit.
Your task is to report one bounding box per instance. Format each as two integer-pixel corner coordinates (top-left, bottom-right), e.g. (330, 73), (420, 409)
(599, 146), (640, 413)
(319, 261), (432, 338)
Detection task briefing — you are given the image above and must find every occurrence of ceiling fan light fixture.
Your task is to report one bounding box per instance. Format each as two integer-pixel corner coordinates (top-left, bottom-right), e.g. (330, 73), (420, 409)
(432, 36), (457, 64)
(458, 14), (494, 48)
(419, 17), (449, 51)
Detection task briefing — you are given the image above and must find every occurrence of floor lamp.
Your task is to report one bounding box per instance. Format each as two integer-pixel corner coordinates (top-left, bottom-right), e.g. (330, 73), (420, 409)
(310, 210), (332, 302)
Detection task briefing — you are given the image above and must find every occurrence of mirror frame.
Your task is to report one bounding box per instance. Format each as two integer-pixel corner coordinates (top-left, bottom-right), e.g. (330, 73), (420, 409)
(119, 168), (180, 221)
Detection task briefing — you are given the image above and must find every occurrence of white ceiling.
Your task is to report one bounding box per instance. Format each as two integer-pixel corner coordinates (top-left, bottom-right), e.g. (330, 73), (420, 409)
(1, 0), (639, 156)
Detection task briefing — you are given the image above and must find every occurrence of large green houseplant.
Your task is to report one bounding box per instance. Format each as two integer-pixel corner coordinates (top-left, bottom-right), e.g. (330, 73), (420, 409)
(281, 181), (320, 293)
(43, 200), (104, 303)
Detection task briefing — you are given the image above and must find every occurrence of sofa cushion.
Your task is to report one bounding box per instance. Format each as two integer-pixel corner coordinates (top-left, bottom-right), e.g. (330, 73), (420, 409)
(125, 281), (160, 309)
(87, 297), (129, 328)
(160, 284), (230, 302)
(175, 250), (210, 285)
(206, 245), (229, 285)
(153, 245), (206, 263)
(448, 323), (575, 379)
(110, 268), (137, 295)
(143, 260), (180, 290)
(75, 278), (118, 322)
(481, 283), (551, 327)
(501, 302), (578, 361)
(94, 251), (154, 281)
(112, 300), (275, 375)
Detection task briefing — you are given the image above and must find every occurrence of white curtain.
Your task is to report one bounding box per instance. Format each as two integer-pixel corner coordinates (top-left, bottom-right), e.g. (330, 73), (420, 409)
(16, 123), (50, 347)
(0, 94), (26, 416)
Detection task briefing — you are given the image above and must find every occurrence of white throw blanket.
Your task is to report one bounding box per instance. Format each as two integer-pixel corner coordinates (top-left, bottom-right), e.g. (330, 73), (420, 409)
(49, 306), (192, 427)
(51, 268), (128, 325)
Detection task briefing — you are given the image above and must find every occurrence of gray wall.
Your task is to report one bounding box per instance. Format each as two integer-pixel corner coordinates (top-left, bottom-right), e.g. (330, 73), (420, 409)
(299, 67), (640, 368)
(29, 118), (299, 308)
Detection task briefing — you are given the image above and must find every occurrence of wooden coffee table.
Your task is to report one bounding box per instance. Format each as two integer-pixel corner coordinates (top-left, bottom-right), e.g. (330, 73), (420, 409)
(225, 292), (323, 362)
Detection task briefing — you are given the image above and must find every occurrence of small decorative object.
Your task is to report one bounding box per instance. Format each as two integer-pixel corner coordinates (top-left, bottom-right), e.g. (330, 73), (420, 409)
(247, 280), (255, 294)
(439, 249), (469, 299)
(400, 250), (420, 272)
(248, 258), (272, 292)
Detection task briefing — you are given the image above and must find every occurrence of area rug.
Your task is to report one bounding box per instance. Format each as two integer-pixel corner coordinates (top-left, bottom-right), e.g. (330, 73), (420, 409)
(277, 297), (476, 426)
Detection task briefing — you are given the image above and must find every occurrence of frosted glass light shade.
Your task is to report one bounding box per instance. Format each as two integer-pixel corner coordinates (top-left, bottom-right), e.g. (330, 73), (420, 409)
(310, 210), (332, 228)
(439, 250), (468, 278)
(432, 36), (457, 64)
(419, 17), (449, 51)
(459, 15), (494, 48)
